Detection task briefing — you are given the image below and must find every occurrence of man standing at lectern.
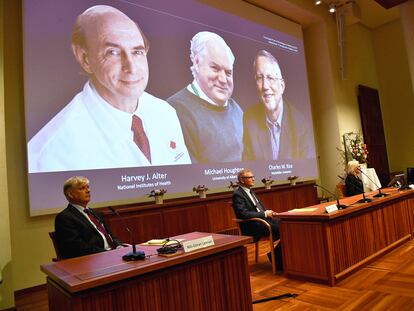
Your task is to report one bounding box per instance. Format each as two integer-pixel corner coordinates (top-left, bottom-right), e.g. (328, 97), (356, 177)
(243, 50), (314, 161)
(28, 5), (190, 172)
(232, 169), (283, 271)
(55, 176), (122, 259)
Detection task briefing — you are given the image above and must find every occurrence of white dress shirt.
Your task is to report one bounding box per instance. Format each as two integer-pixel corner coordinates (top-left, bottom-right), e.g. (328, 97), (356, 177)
(28, 81), (191, 172)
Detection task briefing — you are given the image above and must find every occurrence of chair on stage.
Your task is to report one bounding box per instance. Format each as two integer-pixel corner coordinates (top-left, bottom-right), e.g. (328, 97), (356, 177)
(48, 231), (63, 262)
(336, 183), (347, 198)
(233, 216), (280, 274)
(407, 168), (414, 185)
(231, 204), (297, 303)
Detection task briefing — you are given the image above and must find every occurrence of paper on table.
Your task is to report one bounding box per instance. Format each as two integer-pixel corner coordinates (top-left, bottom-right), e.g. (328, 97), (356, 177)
(142, 238), (185, 246)
(146, 239), (168, 245)
(288, 207), (318, 212)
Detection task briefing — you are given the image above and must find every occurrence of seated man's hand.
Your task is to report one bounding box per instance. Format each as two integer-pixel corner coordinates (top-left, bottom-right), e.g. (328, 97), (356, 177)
(264, 210), (274, 218)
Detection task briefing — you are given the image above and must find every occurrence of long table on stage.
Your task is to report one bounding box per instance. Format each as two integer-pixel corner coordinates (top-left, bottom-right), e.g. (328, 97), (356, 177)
(41, 232), (253, 311)
(278, 188), (414, 286)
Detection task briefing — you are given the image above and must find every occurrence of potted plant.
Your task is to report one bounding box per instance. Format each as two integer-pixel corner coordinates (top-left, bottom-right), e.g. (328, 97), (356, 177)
(261, 177), (274, 190)
(288, 175), (298, 186)
(228, 181), (239, 189)
(149, 189), (167, 204)
(348, 132), (369, 168)
(193, 185), (209, 199)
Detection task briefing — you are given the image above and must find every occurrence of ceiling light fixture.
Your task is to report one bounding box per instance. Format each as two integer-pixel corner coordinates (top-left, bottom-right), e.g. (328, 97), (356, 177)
(329, 3), (336, 13)
(315, 0), (322, 5)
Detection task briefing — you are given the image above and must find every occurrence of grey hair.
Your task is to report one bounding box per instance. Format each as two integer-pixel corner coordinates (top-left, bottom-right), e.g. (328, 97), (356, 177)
(190, 31), (235, 78)
(253, 50), (283, 78)
(237, 169), (252, 183)
(71, 5), (149, 51)
(63, 176), (89, 200)
(346, 160), (360, 175)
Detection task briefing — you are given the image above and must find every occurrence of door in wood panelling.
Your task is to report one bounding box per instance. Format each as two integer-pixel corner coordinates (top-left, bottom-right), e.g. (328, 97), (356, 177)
(357, 85), (390, 185)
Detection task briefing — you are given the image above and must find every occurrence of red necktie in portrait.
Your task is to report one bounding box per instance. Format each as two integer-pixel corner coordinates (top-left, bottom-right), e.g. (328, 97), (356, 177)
(131, 115), (152, 163)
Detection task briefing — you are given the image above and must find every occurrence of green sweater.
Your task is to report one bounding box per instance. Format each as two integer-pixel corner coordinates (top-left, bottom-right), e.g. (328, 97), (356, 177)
(168, 88), (243, 163)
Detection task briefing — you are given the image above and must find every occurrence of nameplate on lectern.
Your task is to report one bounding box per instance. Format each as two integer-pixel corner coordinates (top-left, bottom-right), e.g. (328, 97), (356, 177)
(182, 235), (215, 252)
(325, 204), (338, 213)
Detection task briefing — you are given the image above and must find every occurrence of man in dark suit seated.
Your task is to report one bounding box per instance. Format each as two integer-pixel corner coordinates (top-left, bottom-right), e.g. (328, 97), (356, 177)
(232, 169), (283, 271)
(55, 176), (122, 259)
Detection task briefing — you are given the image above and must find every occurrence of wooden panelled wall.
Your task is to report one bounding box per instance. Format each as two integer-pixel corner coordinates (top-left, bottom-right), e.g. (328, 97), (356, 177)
(100, 181), (318, 244)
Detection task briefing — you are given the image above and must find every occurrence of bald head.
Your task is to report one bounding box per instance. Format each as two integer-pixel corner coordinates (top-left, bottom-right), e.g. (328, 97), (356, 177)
(70, 5), (150, 113)
(71, 5), (148, 51)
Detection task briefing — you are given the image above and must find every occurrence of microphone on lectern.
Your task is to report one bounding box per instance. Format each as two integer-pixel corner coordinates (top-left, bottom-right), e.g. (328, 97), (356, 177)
(108, 207), (145, 261)
(337, 175), (372, 203)
(357, 191), (372, 203)
(349, 175), (372, 203)
(358, 167), (388, 198)
(314, 184), (347, 210)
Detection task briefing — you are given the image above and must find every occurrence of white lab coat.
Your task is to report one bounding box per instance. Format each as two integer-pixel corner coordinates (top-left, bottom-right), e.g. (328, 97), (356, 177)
(28, 81), (191, 172)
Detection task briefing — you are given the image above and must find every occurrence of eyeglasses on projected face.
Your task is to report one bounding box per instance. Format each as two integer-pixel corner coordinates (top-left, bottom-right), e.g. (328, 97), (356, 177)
(255, 75), (283, 84)
(242, 175), (255, 179)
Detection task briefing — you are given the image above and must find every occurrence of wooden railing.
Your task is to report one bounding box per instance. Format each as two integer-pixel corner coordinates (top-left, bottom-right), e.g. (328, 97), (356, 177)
(100, 181), (318, 244)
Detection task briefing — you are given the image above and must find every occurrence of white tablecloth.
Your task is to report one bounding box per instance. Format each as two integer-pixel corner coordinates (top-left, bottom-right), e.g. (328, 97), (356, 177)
(361, 168), (381, 192)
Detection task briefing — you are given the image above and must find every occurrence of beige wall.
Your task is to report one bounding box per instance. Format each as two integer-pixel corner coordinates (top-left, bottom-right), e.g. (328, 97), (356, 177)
(373, 19), (414, 173)
(0, 0), (413, 308)
(304, 19), (343, 190)
(338, 23), (379, 134)
(0, 1), (13, 307)
(1, 1), (57, 308)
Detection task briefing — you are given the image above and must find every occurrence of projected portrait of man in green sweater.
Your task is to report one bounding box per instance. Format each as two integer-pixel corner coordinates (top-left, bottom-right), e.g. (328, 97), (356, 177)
(168, 31), (243, 164)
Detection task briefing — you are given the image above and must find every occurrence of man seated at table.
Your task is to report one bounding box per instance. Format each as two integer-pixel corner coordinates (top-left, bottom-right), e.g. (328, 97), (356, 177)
(232, 169), (283, 271)
(55, 176), (122, 259)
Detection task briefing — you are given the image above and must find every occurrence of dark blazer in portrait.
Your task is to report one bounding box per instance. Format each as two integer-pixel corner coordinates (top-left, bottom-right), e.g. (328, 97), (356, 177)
(232, 187), (279, 241)
(242, 99), (315, 161)
(55, 204), (121, 259)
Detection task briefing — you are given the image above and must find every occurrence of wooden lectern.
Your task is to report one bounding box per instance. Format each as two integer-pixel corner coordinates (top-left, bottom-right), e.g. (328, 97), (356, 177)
(41, 232), (253, 311)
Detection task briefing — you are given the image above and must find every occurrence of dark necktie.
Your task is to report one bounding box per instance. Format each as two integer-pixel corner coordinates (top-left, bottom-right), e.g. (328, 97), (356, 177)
(84, 208), (115, 249)
(250, 190), (265, 212)
(131, 115), (151, 163)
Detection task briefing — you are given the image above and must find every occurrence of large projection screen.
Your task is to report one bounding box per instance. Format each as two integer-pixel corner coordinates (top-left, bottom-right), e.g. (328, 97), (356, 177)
(23, 0), (317, 215)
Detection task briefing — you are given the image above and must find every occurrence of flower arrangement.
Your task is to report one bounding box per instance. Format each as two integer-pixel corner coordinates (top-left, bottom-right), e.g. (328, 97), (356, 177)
(348, 132), (368, 164)
(148, 189), (167, 197)
(149, 189), (167, 204)
(193, 185), (209, 198)
(192, 185), (209, 193)
(261, 177), (274, 189)
(287, 175), (298, 186)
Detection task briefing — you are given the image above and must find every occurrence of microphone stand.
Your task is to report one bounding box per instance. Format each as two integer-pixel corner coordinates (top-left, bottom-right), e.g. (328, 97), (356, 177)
(357, 191), (372, 203)
(358, 168), (388, 198)
(314, 184), (347, 209)
(108, 207), (145, 261)
(337, 175), (372, 204)
(347, 172), (372, 203)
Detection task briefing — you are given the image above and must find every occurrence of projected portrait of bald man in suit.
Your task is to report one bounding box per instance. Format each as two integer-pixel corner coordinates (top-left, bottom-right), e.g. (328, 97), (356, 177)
(28, 5), (190, 173)
(167, 31), (243, 163)
(242, 50), (314, 161)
